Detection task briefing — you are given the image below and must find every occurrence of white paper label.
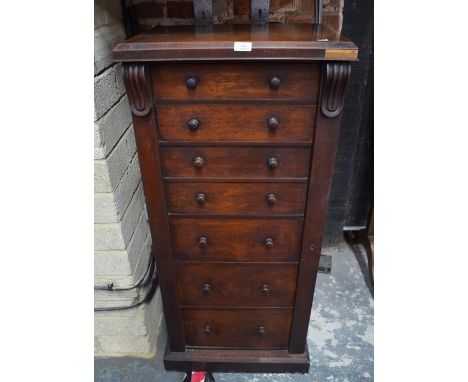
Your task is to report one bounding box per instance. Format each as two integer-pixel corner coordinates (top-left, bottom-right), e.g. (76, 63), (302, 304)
(234, 42), (252, 52)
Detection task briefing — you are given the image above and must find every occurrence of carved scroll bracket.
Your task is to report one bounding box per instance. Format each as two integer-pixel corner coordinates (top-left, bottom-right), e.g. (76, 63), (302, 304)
(123, 63), (152, 117)
(320, 62), (351, 118)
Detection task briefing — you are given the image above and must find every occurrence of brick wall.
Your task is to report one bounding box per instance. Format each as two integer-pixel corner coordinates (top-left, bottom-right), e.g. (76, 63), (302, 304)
(132, 0), (344, 33)
(94, 0), (163, 356)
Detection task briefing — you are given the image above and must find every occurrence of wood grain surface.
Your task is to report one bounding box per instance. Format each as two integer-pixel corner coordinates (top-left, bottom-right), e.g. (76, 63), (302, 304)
(152, 63), (319, 101)
(161, 147), (311, 179)
(182, 308), (293, 348)
(165, 182), (307, 215)
(170, 217), (303, 262)
(175, 263), (298, 307)
(113, 24), (358, 62)
(156, 104), (316, 143)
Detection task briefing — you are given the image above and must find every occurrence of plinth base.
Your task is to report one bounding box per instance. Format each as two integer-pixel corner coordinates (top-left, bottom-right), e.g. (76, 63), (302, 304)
(164, 343), (310, 374)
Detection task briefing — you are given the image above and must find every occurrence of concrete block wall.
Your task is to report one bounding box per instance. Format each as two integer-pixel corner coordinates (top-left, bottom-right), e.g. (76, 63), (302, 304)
(132, 0), (344, 33)
(94, 0), (162, 357)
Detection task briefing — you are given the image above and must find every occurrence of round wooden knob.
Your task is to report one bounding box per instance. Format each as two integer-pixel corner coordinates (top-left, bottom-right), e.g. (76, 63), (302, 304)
(261, 284), (270, 294)
(264, 238), (274, 248)
(186, 76), (198, 89)
(267, 193), (277, 204)
(257, 326), (266, 336)
(267, 117), (279, 130)
(269, 76), (281, 89)
(267, 157), (278, 169)
(198, 236), (208, 248)
(187, 118), (200, 131)
(193, 156), (205, 169)
(203, 325), (211, 333)
(203, 283), (211, 292)
(196, 193), (206, 204)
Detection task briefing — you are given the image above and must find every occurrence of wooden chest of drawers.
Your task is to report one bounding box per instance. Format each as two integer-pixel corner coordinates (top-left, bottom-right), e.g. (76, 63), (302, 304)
(114, 23), (357, 374)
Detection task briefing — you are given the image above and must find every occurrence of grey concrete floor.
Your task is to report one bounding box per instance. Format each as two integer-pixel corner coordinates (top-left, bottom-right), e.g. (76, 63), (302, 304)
(95, 240), (374, 382)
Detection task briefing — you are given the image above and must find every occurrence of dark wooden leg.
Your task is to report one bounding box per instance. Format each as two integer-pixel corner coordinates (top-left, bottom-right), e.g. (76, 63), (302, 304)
(205, 372), (215, 382)
(358, 231), (374, 289)
(358, 206), (374, 289)
(366, 208), (374, 288)
(345, 205), (374, 290)
(183, 372), (192, 382)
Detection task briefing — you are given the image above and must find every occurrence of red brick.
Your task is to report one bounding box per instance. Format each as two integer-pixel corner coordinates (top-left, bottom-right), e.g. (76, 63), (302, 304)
(135, 2), (165, 18)
(285, 14), (314, 24)
(138, 23), (152, 32)
(167, 1), (194, 18)
(322, 12), (342, 33)
(298, 0), (314, 13)
(323, 0), (343, 12)
(226, 15), (250, 24)
(226, 0), (235, 18)
(270, 0), (297, 12)
(269, 14), (287, 23)
(234, 0), (250, 16)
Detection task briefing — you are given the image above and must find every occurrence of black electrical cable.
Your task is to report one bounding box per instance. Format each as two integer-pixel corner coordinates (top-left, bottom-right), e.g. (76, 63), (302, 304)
(94, 249), (158, 311)
(94, 253), (154, 291)
(94, 270), (158, 312)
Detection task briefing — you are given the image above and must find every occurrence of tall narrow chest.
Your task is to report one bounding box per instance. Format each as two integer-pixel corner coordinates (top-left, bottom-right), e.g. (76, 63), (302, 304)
(113, 23), (358, 373)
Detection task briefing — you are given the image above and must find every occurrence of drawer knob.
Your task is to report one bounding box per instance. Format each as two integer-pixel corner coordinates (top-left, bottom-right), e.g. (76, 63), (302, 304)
(264, 238), (274, 248)
(267, 116), (279, 131)
(203, 325), (211, 334)
(187, 118), (200, 131)
(186, 76), (198, 89)
(257, 326), (266, 336)
(196, 193), (206, 205)
(267, 193), (277, 205)
(261, 284), (270, 294)
(198, 236), (208, 248)
(193, 156), (205, 169)
(269, 76), (281, 89)
(203, 283), (211, 293)
(267, 157), (278, 169)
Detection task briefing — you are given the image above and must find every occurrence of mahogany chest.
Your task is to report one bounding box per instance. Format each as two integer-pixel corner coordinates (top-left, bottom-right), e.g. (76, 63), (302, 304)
(113, 23), (358, 374)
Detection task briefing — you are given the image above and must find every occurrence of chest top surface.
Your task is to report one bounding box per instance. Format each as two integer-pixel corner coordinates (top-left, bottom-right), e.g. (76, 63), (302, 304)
(113, 23), (358, 62)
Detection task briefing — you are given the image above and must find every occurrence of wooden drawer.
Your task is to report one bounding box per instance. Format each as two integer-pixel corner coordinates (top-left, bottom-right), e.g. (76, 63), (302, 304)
(182, 308), (293, 349)
(165, 182), (307, 215)
(176, 263), (297, 307)
(161, 147), (311, 179)
(156, 104), (316, 143)
(151, 63), (320, 101)
(170, 218), (302, 262)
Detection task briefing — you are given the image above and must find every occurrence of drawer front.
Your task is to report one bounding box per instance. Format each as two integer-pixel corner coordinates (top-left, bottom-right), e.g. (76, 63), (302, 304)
(182, 308), (293, 349)
(161, 147), (311, 179)
(175, 263), (298, 307)
(165, 182), (307, 215)
(170, 218), (302, 262)
(156, 104), (316, 143)
(152, 63), (320, 101)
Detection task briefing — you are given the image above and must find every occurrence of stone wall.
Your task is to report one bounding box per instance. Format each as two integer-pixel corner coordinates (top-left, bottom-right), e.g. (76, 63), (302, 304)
(94, 0), (162, 356)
